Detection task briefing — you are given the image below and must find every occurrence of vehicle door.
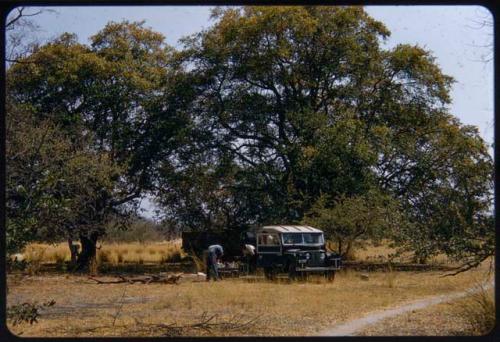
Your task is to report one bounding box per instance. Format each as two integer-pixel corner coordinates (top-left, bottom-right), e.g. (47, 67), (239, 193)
(256, 233), (282, 267)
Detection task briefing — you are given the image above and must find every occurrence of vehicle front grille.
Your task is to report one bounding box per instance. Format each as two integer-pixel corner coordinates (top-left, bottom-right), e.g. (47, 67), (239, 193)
(307, 252), (323, 267)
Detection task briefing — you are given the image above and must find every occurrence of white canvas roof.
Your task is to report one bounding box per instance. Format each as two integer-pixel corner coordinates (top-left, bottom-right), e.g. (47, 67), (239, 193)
(258, 225), (323, 234)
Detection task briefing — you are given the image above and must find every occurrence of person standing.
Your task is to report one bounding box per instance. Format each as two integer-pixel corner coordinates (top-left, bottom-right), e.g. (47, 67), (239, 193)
(206, 244), (224, 281)
(242, 244), (256, 274)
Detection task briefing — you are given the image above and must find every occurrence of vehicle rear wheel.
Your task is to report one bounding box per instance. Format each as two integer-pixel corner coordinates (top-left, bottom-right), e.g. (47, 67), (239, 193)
(325, 270), (335, 282)
(264, 267), (276, 280)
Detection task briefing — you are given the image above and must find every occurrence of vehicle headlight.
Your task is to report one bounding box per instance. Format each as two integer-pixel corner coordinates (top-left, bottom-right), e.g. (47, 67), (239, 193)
(319, 252), (325, 260)
(305, 253), (311, 260)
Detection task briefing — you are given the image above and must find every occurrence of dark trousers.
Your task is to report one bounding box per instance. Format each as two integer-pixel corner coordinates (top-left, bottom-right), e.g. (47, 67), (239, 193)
(206, 260), (220, 281)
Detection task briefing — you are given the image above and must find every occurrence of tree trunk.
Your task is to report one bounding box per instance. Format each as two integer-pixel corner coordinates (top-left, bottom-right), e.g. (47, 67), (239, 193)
(75, 231), (99, 272)
(412, 250), (429, 264)
(344, 241), (353, 260)
(417, 254), (428, 265)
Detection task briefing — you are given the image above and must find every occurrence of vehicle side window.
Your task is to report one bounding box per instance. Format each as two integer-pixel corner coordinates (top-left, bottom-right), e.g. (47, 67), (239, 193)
(258, 234), (280, 246)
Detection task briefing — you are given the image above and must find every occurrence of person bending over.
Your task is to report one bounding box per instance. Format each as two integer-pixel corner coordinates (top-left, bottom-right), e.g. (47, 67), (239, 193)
(206, 244), (224, 281)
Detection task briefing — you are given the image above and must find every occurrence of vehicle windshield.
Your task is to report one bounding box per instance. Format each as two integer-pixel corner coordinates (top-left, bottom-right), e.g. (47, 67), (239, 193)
(282, 233), (303, 245)
(282, 233), (324, 245)
(303, 233), (324, 244)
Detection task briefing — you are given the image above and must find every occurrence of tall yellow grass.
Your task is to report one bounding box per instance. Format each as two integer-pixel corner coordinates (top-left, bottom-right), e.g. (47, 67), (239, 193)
(21, 239), (452, 266)
(346, 240), (452, 265)
(456, 284), (495, 335)
(21, 239), (185, 265)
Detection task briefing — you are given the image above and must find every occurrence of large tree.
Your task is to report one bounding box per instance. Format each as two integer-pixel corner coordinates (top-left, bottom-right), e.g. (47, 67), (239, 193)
(387, 118), (494, 268)
(6, 21), (189, 269)
(165, 6), (448, 219)
(161, 6), (493, 268)
(6, 102), (128, 268)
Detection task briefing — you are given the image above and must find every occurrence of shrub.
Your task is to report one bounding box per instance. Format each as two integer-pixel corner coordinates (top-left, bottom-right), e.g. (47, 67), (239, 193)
(7, 300), (55, 326)
(7, 258), (27, 272)
(457, 285), (495, 335)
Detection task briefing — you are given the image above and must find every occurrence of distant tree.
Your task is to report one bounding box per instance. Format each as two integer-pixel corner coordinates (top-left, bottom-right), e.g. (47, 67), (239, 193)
(302, 190), (402, 258)
(103, 218), (164, 243)
(467, 8), (493, 63)
(5, 6), (55, 63)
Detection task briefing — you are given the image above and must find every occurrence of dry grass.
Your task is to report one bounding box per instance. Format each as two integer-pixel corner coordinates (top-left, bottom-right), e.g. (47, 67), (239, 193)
(348, 240), (452, 265)
(20, 240), (185, 265)
(20, 239), (450, 266)
(188, 252), (206, 273)
(358, 279), (495, 336)
(456, 284), (495, 335)
(6, 259), (493, 337)
(23, 244), (49, 263)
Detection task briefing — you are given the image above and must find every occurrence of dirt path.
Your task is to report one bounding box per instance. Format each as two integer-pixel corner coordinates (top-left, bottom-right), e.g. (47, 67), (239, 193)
(317, 281), (494, 336)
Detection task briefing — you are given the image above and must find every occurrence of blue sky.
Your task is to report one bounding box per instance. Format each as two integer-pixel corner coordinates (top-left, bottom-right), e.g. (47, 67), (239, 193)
(8, 5), (494, 219)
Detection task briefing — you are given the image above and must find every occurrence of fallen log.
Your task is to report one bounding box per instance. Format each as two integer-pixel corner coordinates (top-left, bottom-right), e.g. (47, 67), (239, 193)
(88, 274), (182, 285)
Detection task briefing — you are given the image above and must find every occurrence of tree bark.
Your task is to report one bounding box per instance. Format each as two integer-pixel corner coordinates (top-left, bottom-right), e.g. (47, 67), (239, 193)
(76, 231), (99, 272)
(344, 241), (353, 260)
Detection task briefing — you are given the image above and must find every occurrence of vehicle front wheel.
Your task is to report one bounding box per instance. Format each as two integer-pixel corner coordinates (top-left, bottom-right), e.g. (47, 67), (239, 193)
(288, 267), (297, 280)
